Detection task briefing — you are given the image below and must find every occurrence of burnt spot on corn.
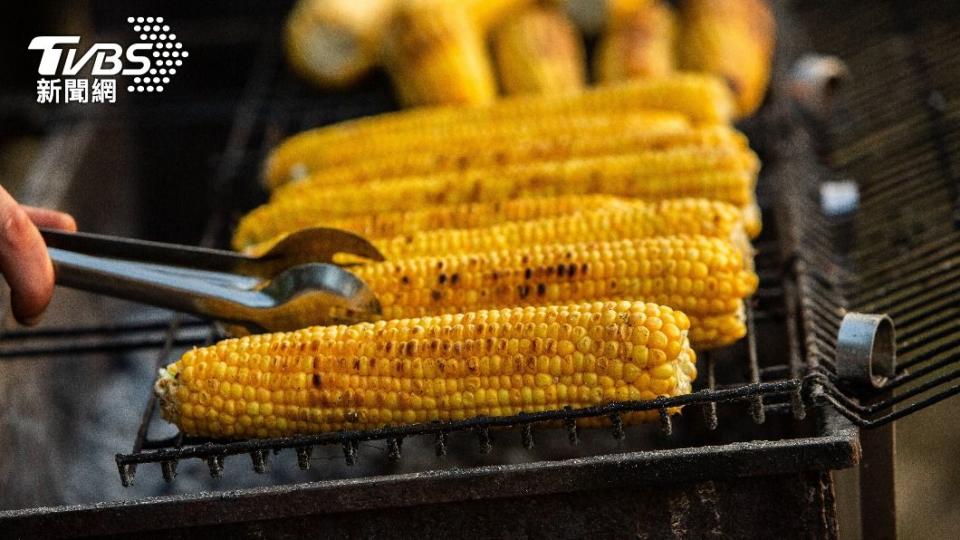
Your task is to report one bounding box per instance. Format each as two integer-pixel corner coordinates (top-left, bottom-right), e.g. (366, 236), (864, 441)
(312, 374), (322, 388)
(518, 284), (531, 299)
(537, 283), (547, 296)
(431, 290), (443, 301)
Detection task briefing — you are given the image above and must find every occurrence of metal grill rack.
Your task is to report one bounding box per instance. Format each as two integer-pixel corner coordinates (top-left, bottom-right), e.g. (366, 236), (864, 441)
(785, 0), (960, 429)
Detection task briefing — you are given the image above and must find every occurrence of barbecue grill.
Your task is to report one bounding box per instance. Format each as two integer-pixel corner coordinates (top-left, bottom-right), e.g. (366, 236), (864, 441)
(1, 0), (958, 537)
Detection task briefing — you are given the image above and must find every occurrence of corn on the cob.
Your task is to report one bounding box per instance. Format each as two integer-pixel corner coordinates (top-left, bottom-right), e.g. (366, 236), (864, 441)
(354, 235), (754, 311)
(372, 200), (751, 259)
(275, 112), (691, 186)
(243, 144), (759, 238)
(491, 1), (586, 95)
(595, 0), (676, 82)
(276, 144), (758, 204)
(244, 199), (751, 265)
(273, 123), (746, 196)
(381, 0), (497, 107)
(234, 195), (628, 250)
(236, 162), (759, 250)
(156, 300), (697, 438)
(263, 74), (735, 188)
(284, 0), (396, 88)
(678, 0), (776, 118)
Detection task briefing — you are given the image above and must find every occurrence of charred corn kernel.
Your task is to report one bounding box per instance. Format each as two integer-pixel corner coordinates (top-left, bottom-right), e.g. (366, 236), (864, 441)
(156, 301), (697, 438)
(491, 1), (586, 95)
(263, 73), (734, 187)
(382, 0), (496, 107)
(349, 236), (757, 345)
(595, 0), (676, 82)
(284, 0), (396, 88)
(366, 199), (750, 259)
(273, 123), (746, 196)
(678, 0), (775, 117)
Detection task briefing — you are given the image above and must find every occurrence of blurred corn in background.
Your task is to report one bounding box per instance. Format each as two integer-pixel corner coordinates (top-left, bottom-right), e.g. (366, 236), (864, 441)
(284, 0), (396, 87)
(491, 0), (586, 95)
(678, 0), (775, 117)
(595, 0), (677, 82)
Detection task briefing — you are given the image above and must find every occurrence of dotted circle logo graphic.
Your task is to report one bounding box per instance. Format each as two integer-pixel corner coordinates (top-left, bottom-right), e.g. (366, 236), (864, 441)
(125, 16), (187, 93)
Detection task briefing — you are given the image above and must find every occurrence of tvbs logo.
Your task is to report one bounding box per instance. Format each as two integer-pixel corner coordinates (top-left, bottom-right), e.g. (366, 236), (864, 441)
(29, 17), (188, 103)
(30, 37), (153, 76)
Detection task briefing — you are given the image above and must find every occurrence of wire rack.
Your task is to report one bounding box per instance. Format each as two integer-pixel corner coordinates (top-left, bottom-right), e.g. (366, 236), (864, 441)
(784, 0), (960, 429)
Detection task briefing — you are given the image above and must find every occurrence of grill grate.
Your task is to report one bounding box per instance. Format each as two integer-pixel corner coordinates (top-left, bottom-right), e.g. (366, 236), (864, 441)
(785, 0), (960, 429)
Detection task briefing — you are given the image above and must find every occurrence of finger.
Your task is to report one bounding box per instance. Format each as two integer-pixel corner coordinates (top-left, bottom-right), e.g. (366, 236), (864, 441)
(0, 187), (55, 325)
(23, 206), (78, 232)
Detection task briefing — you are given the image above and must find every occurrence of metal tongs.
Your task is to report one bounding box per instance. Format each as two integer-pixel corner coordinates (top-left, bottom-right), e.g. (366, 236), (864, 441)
(41, 227), (384, 333)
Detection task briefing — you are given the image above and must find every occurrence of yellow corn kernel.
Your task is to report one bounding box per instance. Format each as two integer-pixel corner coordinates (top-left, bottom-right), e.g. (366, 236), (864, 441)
(156, 301), (697, 438)
(492, 2), (586, 95)
(263, 73), (735, 187)
(595, 0), (676, 82)
(678, 0), (776, 117)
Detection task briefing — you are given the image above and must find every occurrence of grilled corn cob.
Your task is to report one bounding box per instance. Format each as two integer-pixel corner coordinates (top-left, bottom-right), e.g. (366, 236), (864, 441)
(274, 111), (690, 186)
(273, 123), (746, 195)
(284, 0), (396, 88)
(595, 0), (676, 82)
(263, 73), (735, 188)
(354, 235), (755, 312)
(235, 161), (759, 252)
(372, 200), (751, 259)
(234, 195), (628, 250)
(156, 300), (697, 438)
(491, 1), (586, 95)
(244, 144), (759, 234)
(382, 0), (496, 107)
(678, 0), (776, 117)
(244, 199), (751, 264)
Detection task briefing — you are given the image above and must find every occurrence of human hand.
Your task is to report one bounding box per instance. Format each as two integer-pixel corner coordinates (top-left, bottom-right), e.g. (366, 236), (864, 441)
(0, 185), (77, 325)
